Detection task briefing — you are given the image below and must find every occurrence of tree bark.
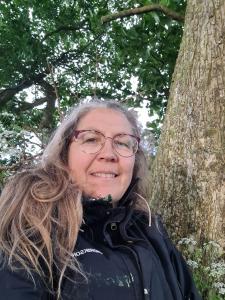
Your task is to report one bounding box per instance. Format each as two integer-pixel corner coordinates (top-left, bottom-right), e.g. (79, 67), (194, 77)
(150, 0), (225, 246)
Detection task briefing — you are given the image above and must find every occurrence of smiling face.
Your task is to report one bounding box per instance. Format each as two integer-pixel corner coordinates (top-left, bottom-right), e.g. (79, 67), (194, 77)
(68, 108), (135, 204)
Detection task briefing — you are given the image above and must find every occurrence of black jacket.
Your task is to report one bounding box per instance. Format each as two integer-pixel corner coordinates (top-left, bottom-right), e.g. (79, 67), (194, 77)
(0, 197), (202, 300)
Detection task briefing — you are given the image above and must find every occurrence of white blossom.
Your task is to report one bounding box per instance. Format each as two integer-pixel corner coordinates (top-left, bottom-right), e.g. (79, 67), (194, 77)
(187, 259), (198, 269)
(178, 237), (197, 246)
(213, 282), (225, 295)
(210, 261), (225, 278)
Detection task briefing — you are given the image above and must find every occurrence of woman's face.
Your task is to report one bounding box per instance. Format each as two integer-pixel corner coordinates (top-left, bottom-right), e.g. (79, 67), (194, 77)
(68, 108), (135, 204)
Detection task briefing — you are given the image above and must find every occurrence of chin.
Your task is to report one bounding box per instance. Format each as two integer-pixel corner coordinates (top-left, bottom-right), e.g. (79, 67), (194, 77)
(93, 191), (119, 201)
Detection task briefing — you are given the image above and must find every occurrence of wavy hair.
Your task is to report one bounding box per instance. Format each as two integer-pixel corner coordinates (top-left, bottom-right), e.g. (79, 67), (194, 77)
(0, 99), (149, 298)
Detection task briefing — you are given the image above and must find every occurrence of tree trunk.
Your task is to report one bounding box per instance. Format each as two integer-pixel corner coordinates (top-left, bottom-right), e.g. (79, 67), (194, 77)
(149, 0), (225, 246)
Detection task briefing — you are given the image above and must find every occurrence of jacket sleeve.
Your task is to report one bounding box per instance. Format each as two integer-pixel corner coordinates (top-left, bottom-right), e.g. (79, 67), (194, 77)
(169, 243), (202, 300)
(156, 217), (202, 300)
(0, 264), (51, 300)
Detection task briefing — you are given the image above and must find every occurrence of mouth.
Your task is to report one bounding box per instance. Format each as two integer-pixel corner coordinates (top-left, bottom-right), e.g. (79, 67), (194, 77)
(90, 172), (118, 178)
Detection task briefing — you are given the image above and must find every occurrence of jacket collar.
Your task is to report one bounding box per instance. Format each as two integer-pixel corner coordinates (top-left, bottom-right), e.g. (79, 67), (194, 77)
(82, 178), (140, 226)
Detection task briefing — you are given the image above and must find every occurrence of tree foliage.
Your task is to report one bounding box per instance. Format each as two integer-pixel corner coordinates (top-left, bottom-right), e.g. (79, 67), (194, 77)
(0, 0), (185, 176)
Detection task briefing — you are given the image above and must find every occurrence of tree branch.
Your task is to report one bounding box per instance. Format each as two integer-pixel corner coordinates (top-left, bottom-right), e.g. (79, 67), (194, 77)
(39, 79), (56, 98)
(0, 73), (47, 108)
(101, 4), (184, 24)
(47, 60), (64, 122)
(42, 20), (88, 41)
(18, 97), (48, 110)
(38, 80), (56, 129)
(0, 30), (104, 109)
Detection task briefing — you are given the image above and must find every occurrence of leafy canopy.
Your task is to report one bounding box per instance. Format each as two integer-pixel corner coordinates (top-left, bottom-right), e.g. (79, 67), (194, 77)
(0, 0), (186, 173)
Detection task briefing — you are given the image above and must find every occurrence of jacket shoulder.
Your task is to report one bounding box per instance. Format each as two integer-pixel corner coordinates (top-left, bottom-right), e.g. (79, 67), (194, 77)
(0, 258), (51, 300)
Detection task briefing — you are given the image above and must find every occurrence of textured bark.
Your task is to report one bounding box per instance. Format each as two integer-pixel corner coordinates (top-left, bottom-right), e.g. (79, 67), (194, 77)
(150, 0), (225, 246)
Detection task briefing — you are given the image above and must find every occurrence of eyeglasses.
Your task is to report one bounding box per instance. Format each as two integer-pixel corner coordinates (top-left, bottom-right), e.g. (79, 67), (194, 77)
(72, 130), (140, 157)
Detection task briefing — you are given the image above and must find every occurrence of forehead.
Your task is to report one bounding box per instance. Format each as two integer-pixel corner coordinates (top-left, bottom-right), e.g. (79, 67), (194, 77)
(77, 108), (133, 134)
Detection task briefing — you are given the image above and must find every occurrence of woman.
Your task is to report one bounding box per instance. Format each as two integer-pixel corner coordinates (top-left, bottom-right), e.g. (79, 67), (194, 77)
(0, 100), (201, 299)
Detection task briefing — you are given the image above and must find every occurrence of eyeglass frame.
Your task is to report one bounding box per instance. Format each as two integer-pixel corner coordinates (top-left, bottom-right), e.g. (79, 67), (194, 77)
(72, 129), (140, 157)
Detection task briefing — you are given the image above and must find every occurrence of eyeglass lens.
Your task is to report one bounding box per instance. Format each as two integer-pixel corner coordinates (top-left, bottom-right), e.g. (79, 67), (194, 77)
(77, 130), (138, 157)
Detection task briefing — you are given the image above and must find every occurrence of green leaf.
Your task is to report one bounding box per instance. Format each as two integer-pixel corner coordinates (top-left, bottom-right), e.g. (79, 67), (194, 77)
(160, 0), (171, 6)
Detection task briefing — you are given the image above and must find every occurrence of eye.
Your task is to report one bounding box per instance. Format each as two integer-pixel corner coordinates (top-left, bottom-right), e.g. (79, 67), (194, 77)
(83, 137), (98, 144)
(79, 131), (102, 144)
(114, 139), (131, 149)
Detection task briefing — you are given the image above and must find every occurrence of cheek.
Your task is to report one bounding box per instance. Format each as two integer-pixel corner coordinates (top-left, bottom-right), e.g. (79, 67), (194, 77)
(68, 146), (90, 181)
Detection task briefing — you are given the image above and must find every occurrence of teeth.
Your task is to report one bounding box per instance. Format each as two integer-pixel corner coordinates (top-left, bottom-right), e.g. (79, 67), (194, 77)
(92, 173), (116, 178)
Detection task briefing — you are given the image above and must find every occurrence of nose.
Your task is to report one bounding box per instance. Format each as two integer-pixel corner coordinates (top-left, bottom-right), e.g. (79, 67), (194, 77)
(97, 137), (118, 161)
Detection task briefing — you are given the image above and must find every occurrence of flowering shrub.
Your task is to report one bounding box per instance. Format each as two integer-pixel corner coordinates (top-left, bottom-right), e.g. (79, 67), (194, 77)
(0, 114), (44, 188)
(177, 237), (225, 299)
